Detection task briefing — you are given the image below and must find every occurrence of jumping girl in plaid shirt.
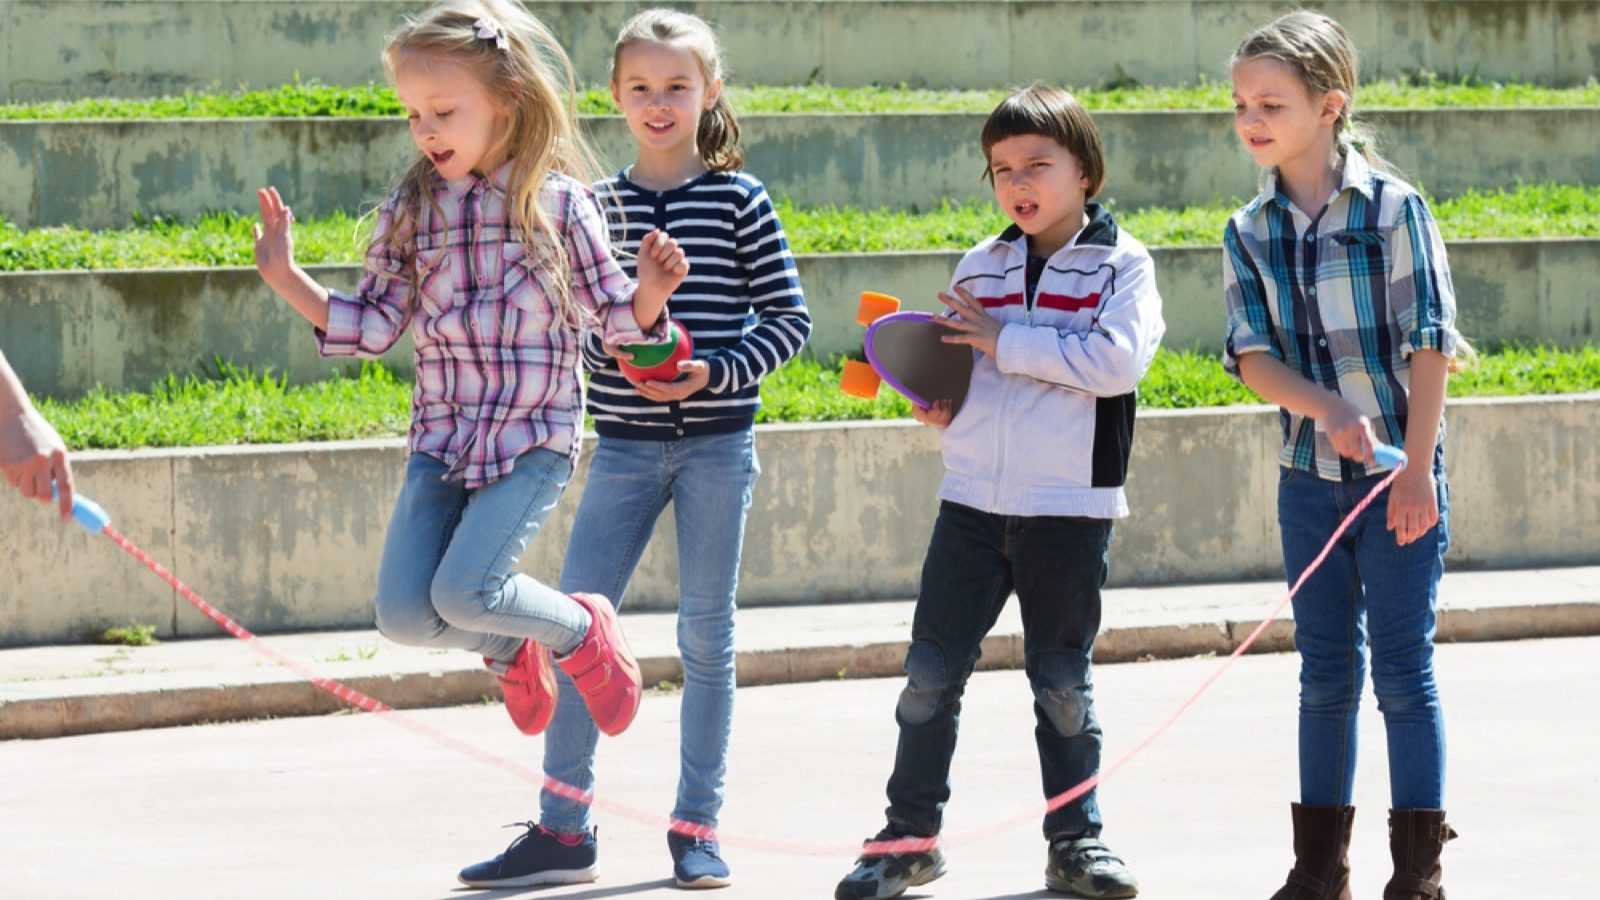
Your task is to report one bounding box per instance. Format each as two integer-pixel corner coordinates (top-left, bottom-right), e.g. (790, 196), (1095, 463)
(1223, 12), (1471, 899)
(251, 0), (687, 778)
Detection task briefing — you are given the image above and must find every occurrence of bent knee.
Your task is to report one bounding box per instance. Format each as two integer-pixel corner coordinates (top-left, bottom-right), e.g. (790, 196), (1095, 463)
(1030, 653), (1093, 737)
(896, 640), (953, 725)
(429, 565), (496, 630)
(374, 591), (446, 647)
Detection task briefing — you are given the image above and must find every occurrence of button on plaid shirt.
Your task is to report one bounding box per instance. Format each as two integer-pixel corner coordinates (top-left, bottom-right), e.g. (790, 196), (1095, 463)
(1222, 151), (1461, 482)
(317, 166), (666, 488)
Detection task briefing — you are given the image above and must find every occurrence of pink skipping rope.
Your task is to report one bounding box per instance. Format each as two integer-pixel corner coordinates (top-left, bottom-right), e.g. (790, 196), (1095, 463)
(51, 443), (1406, 858)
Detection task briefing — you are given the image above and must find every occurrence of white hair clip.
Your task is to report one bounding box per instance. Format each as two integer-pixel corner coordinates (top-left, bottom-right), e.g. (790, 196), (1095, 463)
(474, 17), (508, 51)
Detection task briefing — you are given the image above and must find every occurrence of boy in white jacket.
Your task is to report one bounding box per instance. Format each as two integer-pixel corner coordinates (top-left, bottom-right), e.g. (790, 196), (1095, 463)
(836, 84), (1165, 900)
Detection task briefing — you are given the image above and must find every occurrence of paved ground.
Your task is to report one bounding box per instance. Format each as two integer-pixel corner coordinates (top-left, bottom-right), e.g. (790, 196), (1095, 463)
(4, 636), (1596, 899)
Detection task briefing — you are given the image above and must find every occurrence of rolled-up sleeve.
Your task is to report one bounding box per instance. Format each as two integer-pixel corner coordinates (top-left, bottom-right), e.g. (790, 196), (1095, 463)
(315, 198), (415, 358)
(1391, 194), (1461, 359)
(1221, 217), (1283, 379)
(562, 186), (668, 348)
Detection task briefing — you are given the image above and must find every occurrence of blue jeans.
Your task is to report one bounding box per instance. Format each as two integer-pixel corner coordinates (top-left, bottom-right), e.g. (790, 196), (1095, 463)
(1278, 462), (1450, 810)
(541, 429), (759, 832)
(371, 449), (590, 664)
(884, 501), (1113, 841)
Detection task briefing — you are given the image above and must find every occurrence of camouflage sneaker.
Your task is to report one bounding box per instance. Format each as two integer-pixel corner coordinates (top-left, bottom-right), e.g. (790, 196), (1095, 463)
(1046, 836), (1139, 898)
(834, 827), (947, 900)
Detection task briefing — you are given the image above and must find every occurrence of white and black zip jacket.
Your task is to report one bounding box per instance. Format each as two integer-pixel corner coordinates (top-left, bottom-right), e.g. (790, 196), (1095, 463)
(939, 204), (1166, 518)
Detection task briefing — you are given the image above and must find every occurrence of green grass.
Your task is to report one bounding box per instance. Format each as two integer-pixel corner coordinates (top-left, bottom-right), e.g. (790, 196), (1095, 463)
(37, 348), (1600, 450)
(783, 184), (1600, 252)
(40, 359), (411, 449)
(3, 184), (1596, 273)
(2, 75), (1595, 121)
(98, 623), (160, 647)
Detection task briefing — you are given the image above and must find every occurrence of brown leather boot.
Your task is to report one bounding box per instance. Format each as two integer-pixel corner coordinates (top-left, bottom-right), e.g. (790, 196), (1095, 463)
(1269, 803), (1355, 899)
(1383, 809), (1458, 899)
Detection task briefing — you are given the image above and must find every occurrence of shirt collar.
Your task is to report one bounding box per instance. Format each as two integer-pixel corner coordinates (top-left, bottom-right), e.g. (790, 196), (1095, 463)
(441, 159), (514, 201)
(1251, 149), (1375, 216)
(993, 202), (1119, 259)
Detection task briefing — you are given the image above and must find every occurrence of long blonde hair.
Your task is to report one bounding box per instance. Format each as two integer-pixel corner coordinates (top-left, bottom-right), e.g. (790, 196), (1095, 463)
(1234, 11), (1476, 370)
(373, 0), (605, 329)
(1231, 11), (1385, 171)
(611, 8), (744, 172)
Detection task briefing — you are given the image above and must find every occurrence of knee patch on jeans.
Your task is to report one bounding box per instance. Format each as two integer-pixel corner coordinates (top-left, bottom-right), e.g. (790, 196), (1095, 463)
(896, 640), (949, 725)
(1030, 653), (1091, 737)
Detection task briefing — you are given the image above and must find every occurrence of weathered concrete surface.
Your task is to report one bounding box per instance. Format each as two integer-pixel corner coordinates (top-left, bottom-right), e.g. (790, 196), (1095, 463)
(4, 1), (1597, 101)
(3, 568), (1596, 740)
(8, 238), (1597, 399)
(5, 107), (1599, 227)
(3, 637), (1598, 898)
(1, 396), (1595, 646)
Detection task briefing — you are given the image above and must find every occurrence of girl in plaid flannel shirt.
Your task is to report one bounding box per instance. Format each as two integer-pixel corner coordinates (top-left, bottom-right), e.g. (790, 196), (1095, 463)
(1224, 12), (1469, 899)
(252, 0), (685, 766)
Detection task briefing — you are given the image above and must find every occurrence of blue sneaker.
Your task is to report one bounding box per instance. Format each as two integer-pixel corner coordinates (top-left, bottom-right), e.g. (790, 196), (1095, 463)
(457, 822), (598, 889)
(667, 831), (732, 889)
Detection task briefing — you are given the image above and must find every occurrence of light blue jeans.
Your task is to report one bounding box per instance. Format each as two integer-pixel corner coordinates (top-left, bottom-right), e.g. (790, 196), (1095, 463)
(372, 449), (590, 664)
(541, 429), (759, 833)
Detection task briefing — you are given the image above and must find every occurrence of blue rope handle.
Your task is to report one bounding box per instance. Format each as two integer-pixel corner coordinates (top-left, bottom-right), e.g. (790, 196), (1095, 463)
(49, 484), (112, 534)
(1372, 442), (1408, 471)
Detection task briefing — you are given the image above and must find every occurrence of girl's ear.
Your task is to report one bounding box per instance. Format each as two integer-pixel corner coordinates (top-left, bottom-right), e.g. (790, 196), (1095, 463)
(610, 79), (623, 108)
(1321, 89), (1350, 127)
(704, 78), (723, 112)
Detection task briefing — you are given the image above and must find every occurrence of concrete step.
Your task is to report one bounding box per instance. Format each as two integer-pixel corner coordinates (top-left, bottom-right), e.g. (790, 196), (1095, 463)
(3, 567), (1597, 740)
(5, 107), (1598, 228)
(6, 1), (1596, 101)
(4, 398), (1597, 648)
(7, 238), (1597, 399)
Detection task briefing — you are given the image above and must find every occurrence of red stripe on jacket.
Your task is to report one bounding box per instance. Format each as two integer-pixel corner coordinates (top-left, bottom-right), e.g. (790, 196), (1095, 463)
(1035, 291), (1101, 312)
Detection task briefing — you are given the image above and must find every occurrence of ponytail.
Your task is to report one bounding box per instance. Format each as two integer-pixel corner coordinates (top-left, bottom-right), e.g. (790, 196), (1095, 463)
(697, 94), (744, 172)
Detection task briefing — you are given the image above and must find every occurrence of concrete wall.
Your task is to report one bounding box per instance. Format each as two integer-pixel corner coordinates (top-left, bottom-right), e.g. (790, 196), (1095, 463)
(3, 1), (1597, 101)
(5, 107), (1599, 228)
(6, 239), (1597, 399)
(2, 394), (1596, 647)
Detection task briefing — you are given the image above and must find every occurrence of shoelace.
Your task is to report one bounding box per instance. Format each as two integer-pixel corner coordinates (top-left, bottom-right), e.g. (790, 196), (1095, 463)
(683, 837), (724, 862)
(494, 820), (542, 856)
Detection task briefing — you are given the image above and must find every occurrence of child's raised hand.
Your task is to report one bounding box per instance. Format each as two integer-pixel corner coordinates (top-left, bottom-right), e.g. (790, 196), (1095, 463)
(936, 286), (1002, 358)
(911, 399), (955, 429)
(635, 229), (690, 301)
(252, 187), (298, 288)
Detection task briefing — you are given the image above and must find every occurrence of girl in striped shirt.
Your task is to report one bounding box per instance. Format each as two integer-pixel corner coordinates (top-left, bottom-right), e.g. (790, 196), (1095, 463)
(251, 0), (687, 787)
(1222, 12), (1468, 900)
(482, 8), (811, 891)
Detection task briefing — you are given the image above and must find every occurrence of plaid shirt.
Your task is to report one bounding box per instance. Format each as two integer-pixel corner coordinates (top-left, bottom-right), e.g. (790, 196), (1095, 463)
(1222, 151), (1461, 481)
(317, 166), (666, 488)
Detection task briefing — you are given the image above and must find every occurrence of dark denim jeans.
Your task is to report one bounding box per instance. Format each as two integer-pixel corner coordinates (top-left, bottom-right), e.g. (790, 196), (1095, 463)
(1278, 462), (1450, 810)
(884, 500), (1113, 841)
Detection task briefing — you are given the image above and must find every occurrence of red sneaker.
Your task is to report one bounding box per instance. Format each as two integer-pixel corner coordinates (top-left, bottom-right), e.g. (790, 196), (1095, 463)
(557, 593), (642, 736)
(490, 638), (558, 736)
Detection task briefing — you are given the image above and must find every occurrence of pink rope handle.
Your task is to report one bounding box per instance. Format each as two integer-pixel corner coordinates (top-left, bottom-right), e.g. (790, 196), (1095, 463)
(75, 459), (1401, 859)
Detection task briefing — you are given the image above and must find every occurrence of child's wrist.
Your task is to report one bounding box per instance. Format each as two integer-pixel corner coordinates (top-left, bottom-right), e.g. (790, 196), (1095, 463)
(262, 263), (300, 292)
